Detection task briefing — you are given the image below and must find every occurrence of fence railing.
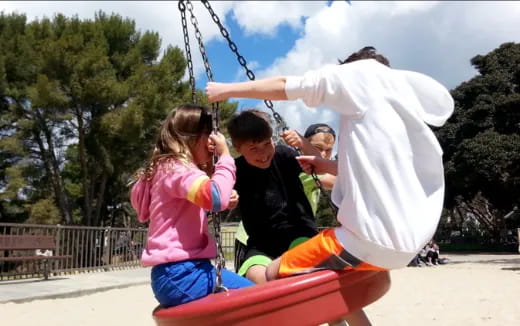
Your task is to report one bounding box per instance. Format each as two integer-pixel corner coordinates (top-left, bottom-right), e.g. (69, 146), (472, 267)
(0, 223), (238, 281)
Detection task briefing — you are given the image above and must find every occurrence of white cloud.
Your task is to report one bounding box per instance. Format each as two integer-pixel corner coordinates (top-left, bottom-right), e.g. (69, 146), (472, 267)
(232, 60), (260, 82)
(257, 1), (354, 78)
(3, 0), (520, 149)
(242, 1), (520, 145)
(250, 1), (354, 146)
(229, 1), (326, 37)
(385, 1), (440, 16)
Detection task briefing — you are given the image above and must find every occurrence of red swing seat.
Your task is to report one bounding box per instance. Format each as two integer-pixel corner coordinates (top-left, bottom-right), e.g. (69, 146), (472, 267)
(153, 269), (391, 326)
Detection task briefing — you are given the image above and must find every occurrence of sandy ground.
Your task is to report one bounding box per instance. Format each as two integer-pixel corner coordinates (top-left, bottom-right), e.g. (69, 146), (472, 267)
(1, 253), (519, 326)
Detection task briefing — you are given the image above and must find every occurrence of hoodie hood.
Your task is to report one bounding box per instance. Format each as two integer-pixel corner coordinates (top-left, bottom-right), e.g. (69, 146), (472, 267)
(131, 179), (152, 223)
(402, 70), (454, 127)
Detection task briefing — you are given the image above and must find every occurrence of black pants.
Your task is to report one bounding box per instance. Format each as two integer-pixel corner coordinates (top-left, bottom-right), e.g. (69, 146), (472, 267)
(426, 251), (439, 264)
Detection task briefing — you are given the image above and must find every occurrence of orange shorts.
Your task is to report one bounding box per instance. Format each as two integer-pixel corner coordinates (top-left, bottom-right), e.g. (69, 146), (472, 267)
(279, 228), (386, 277)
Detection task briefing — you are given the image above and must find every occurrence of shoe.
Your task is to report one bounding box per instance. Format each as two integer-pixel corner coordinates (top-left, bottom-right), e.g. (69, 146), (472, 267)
(426, 262), (433, 266)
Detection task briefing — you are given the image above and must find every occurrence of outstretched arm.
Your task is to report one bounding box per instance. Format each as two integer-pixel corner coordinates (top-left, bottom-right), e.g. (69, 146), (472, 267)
(205, 77), (288, 103)
(296, 156), (338, 176)
(280, 130), (321, 157)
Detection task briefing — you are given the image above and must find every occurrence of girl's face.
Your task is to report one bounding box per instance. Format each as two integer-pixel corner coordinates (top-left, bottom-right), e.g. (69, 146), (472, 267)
(192, 134), (212, 165)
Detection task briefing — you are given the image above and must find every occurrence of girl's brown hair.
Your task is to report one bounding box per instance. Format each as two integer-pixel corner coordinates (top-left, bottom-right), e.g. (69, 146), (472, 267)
(135, 104), (212, 181)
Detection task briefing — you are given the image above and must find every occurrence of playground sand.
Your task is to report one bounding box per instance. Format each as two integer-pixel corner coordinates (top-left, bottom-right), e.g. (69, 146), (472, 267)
(1, 253), (518, 325)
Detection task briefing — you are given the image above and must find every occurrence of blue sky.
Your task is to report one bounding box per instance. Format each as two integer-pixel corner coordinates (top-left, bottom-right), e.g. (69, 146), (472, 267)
(196, 10), (305, 111)
(2, 1), (520, 144)
(202, 12), (303, 86)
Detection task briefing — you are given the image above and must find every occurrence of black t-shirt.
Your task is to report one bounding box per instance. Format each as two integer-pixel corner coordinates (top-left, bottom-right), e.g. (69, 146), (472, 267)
(235, 145), (318, 258)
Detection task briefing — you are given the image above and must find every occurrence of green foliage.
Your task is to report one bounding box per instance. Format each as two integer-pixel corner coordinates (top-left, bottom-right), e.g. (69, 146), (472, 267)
(1, 164), (27, 200)
(435, 42), (520, 242)
(0, 11), (180, 225)
(26, 198), (61, 225)
(0, 135), (25, 155)
(0, 11), (238, 226)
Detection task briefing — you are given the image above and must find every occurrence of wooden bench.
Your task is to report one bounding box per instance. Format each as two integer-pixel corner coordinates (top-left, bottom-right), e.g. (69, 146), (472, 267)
(0, 234), (72, 280)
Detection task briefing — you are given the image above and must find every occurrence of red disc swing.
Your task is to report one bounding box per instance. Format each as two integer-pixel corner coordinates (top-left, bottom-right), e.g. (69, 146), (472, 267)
(152, 1), (391, 325)
(154, 269), (390, 326)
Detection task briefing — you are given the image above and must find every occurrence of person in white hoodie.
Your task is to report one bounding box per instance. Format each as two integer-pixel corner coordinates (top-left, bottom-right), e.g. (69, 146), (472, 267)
(205, 46), (454, 325)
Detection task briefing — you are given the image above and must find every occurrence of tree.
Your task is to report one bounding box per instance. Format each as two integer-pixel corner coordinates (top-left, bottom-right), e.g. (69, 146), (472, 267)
(435, 42), (520, 241)
(0, 12), (187, 225)
(1, 11), (239, 226)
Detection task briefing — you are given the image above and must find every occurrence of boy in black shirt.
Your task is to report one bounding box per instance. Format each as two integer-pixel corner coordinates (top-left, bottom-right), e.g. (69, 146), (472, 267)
(228, 109), (318, 283)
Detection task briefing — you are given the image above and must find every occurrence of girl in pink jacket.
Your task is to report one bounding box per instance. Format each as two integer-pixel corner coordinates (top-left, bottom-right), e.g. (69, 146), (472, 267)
(131, 104), (253, 308)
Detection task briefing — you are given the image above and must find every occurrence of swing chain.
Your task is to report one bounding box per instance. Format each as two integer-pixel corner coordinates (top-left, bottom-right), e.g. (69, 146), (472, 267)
(293, 146), (338, 217)
(209, 101), (227, 293)
(312, 170), (338, 217)
(186, 0), (214, 82)
(178, 0), (196, 103)
(201, 0), (336, 214)
(180, 0), (227, 293)
(210, 182), (228, 292)
(200, 0), (288, 131)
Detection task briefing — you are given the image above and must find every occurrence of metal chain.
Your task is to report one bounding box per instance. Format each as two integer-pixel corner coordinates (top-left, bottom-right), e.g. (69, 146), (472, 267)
(294, 143), (338, 217)
(178, 0), (197, 103)
(186, 0), (213, 82)
(182, 0), (227, 293)
(310, 162), (338, 217)
(200, 0), (288, 131)
(200, 0), (337, 215)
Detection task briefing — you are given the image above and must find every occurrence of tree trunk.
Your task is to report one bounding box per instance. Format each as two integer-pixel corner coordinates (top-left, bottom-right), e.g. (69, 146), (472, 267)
(93, 172), (108, 226)
(33, 119), (73, 224)
(76, 108), (92, 225)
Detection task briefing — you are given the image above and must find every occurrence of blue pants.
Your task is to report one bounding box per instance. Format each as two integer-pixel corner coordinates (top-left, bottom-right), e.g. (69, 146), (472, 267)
(151, 259), (254, 307)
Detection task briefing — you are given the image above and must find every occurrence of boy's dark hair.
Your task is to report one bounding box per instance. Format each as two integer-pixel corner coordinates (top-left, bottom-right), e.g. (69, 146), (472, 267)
(227, 109), (273, 147)
(339, 46), (390, 67)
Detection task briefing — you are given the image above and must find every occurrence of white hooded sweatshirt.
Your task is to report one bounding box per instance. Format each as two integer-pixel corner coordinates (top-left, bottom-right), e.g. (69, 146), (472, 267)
(285, 59), (454, 269)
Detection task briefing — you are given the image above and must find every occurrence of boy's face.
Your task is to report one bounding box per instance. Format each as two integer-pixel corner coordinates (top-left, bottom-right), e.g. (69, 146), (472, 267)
(308, 133), (335, 160)
(235, 138), (275, 169)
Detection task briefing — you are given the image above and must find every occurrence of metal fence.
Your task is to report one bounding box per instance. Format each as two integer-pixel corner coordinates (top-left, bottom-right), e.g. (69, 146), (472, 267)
(0, 222), (238, 281)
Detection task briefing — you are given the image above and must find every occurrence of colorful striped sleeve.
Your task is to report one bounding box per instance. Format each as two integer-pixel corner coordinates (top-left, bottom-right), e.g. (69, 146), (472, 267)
(186, 175), (222, 212)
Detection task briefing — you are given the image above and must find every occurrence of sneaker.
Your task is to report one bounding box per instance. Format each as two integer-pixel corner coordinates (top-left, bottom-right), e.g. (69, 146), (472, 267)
(426, 262), (433, 266)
